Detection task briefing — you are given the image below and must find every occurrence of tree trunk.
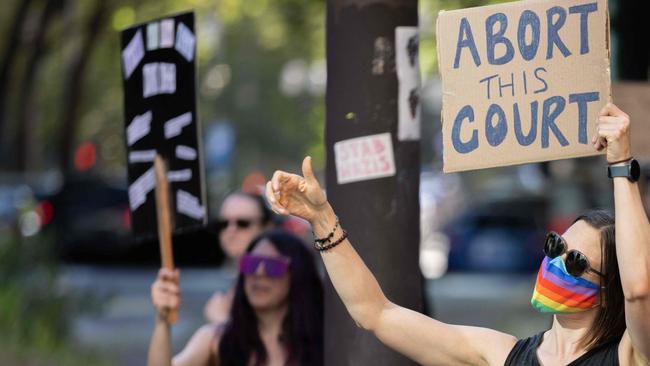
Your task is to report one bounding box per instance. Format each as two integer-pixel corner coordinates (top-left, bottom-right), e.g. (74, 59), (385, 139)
(325, 1), (422, 365)
(14, 0), (62, 171)
(58, 0), (109, 174)
(0, 0), (33, 163)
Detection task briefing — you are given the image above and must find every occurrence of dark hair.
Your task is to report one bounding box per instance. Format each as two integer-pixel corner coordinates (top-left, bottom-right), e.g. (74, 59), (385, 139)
(218, 230), (323, 366)
(573, 209), (625, 350)
(223, 191), (273, 225)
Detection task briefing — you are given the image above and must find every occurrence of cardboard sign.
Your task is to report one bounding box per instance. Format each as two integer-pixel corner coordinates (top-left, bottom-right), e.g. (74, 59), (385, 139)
(120, 12), (206, 240)
(334, 133), (396, 184)
(437, 0), (610, 172)
(612, 82), (650, 162)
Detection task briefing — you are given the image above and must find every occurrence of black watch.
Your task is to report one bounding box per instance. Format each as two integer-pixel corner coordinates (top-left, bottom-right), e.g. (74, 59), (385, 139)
(607, 158), (640, 182)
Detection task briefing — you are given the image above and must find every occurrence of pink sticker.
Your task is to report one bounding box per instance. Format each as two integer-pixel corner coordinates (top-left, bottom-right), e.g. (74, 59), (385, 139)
(334, 133), (396, 184)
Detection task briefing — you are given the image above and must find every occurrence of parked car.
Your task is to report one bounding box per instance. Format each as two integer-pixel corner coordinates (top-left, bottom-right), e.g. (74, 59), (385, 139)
(39, 176), (224, 265)
(443, 196), (547, 273)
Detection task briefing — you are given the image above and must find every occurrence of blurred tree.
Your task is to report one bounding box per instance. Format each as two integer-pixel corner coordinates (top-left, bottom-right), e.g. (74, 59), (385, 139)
(0, 232), (108, 365)
(0, 0), (580, 189)
(0, 0), (329, 199)
(0, 0), (33, 152)
(58, 1), (111, 173)
(14, 0), (63, 171)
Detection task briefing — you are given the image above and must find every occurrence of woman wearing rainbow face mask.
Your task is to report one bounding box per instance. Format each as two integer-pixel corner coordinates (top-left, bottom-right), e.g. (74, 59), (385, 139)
(266, 103), (650, 366)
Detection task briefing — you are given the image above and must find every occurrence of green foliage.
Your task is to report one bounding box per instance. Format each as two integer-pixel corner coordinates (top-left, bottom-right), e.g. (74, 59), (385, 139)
(0, 233), (108, 365)
(99, 0), (326, 183)
(1, 0), (510, 190)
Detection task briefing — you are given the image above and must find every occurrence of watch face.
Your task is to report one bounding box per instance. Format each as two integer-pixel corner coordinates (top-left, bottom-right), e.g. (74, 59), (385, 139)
(631, 159), (641, 182)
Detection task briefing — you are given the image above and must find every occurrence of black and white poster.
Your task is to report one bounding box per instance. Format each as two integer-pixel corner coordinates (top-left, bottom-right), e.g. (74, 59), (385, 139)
(120, 12), (206, 240)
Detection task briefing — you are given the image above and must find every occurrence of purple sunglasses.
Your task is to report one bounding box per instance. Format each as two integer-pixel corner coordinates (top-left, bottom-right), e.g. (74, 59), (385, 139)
(239, 254), (291, 278)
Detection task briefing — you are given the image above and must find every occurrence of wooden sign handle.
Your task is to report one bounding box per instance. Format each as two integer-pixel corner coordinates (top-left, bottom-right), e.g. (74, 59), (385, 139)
(154, 155), (177, 324)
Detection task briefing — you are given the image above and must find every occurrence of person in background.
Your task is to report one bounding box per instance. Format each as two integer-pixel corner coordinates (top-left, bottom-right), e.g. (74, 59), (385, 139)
(266, 103), (649, 365)
(148, 230), (324, 366)
(204, 192), (274, 324)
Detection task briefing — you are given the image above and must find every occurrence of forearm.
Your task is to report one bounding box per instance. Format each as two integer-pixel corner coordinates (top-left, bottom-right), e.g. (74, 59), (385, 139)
(311, 204), (390, 331)
(614, 178), (650, 300)
(148, 315), (173, 366)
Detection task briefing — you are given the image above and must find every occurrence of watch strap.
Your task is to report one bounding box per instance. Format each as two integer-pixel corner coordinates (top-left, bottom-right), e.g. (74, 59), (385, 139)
(608, 164), (629, 179)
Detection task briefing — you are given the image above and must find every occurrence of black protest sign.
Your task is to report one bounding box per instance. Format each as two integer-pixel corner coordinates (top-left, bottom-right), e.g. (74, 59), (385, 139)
(120, 12), (206, 240)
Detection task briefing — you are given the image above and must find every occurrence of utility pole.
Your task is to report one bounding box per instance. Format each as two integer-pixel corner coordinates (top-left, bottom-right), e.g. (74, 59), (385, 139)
(325, 1), (421, 365)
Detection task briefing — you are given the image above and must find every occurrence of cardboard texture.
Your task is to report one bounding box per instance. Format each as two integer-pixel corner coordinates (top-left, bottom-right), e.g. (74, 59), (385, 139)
(612, 82), (650, 162)
(437, 0), (610, 172)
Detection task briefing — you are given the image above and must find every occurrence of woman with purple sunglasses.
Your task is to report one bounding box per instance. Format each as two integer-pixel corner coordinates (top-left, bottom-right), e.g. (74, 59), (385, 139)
(266, 103), (649, 365)
(204, 192), (274, 325)
(148, 230), (323, 366)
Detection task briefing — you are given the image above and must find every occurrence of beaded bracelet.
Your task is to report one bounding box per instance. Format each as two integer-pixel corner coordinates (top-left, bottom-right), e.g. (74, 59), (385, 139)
(314, 230), (348, 252)
(313, 216), (339, 244)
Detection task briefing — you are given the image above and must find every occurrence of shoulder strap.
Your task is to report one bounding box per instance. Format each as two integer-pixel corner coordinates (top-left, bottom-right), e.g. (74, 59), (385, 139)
(504, 332), (544, 366)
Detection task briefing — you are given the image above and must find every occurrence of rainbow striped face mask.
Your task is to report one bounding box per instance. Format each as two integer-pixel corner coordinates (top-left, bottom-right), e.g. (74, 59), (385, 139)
(531, 256), (600, 314)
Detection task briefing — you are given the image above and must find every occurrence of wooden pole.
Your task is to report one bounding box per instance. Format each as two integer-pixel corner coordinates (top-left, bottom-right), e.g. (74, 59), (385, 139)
(154, 154), (177, 323)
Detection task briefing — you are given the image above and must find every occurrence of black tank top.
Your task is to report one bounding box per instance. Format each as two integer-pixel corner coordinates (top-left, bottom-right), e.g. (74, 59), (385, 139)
(504, 331), (620, 365)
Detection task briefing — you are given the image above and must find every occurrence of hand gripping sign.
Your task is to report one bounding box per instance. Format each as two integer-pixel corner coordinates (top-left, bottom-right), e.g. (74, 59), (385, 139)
(437, 0), (610, 172)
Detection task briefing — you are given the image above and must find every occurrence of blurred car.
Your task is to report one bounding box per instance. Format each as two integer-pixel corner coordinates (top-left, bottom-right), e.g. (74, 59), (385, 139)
(39, 176), (224, 265)
(39, 176), (134, 262)
(0, 183), (41, 237)
(443, 196), (547, 273)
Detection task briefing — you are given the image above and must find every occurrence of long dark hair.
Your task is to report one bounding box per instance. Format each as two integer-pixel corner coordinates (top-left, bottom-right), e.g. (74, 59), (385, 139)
(218, 230), (323, 366)
(573, 209), (625, 350)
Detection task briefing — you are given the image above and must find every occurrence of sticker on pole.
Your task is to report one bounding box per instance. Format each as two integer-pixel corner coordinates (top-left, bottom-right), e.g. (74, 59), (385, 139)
(334, 133), (396, 185)
(436, 0), (610, 172)
(396, 26), (421, 141)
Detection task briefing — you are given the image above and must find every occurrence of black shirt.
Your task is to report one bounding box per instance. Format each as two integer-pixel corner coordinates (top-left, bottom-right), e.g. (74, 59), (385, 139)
(504, 331), (620, 365)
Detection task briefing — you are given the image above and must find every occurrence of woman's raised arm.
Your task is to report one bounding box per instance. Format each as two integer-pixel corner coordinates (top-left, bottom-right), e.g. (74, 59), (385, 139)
(266, 157), (516, 366)
(595, 103), (650, 363)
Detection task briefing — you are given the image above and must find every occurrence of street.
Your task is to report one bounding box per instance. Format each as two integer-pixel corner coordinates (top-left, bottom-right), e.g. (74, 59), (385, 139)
(61, 265), (550, 365)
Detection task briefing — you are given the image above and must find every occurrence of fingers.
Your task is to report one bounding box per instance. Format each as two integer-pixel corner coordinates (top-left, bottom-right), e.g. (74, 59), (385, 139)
(598, 116), (622, 124)
(302, 156), (317, 184)
(593, 136), (607, 151)
(153, 270), (181, 294)
(593, 103), (630, 154)
(159, 281), (180, 295)
(271, 170), (284, 192)
(598, 115), (630, 130)
(151, 275), (182, 314)
(151, 268), (181, 312)
(265, 180), (276, 204)
(265, 181), (288, 215)
(155, 293), (181, 311)
(599, 102), (627, 118)
(271, 170), (295, 192)
(158, 267), (179, 280)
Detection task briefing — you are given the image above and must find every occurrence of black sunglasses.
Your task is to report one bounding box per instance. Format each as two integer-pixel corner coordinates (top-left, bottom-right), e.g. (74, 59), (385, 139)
(216, 218), (259, 231)
(544, 231), (605, 278)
